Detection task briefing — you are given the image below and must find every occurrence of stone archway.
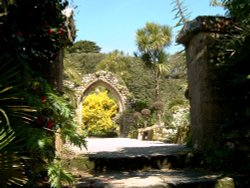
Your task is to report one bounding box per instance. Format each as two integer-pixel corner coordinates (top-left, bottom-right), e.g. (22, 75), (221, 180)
(66, 71), (132, 136)
(81, 77), (126, 113)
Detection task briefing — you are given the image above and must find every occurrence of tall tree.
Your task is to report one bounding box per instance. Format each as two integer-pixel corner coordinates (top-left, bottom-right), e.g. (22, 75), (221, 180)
(136, 22), (172, 102)
(136, 22), (172, 124)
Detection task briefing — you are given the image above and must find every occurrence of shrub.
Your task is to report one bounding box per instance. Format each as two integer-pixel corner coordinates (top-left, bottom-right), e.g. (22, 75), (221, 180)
(82, 91), (118, 137)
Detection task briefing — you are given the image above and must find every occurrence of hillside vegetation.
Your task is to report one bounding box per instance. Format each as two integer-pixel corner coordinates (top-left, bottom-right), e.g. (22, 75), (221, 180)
(64, 41), (189, 142)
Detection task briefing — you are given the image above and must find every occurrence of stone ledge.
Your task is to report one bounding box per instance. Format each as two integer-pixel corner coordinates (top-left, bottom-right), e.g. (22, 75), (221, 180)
(176, 16), (233, 45)
(72, 169), (231, 188)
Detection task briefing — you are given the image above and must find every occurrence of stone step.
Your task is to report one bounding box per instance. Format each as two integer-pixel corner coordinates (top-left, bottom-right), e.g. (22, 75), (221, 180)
(63, 138), (201, 172)
(87, 152), (201, 172)
(72, 169), (234, 188)
(84, 140), (200, 171)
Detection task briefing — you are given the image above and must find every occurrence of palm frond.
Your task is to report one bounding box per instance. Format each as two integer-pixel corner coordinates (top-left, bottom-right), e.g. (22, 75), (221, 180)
(157, 64), (170, 77)
(0, 152), (28, 187)
(0, 108), (10, 126)
(0, 154), (28, 186)
(0, 55), (36, 187)
(0, 127), (14, 150)
(0, 126), (28, 187)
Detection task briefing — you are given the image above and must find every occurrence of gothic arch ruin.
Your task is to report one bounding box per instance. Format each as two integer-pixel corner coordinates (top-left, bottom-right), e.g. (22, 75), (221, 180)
(65, 71), (132, 136)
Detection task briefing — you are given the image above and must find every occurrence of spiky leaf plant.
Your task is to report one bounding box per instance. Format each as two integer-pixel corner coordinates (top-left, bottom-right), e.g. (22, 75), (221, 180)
(0, 59), (35, 187)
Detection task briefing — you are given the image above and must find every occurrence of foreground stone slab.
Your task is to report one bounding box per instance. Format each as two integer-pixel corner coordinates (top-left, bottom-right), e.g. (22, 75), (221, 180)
(73, 169), (226, 188)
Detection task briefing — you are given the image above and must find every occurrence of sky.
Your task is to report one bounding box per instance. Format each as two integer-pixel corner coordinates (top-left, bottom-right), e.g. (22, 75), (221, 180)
(72, 0), (226, 55)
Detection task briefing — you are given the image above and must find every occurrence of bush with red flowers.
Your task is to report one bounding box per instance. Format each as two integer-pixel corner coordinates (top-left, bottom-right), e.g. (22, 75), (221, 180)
(0, 1), (83, 187)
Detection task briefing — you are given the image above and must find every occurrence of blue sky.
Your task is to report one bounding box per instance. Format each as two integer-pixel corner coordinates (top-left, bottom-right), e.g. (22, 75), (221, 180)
(72, 0), (225, 55)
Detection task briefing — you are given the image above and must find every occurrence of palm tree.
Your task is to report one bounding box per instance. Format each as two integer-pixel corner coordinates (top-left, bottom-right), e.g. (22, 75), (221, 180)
(136, 22), (172, 101)
(136, 22), (172, 124)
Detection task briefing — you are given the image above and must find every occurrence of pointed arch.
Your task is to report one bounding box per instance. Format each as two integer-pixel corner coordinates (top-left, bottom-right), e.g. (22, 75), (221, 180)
(80, 79), (126, 113)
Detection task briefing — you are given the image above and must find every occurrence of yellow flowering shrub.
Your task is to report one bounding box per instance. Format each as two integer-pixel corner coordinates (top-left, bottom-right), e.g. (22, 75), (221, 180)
(82, 91), (118, 137)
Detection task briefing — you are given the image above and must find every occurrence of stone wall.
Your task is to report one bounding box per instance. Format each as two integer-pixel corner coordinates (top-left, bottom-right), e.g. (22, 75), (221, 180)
(176, 16), (234, 151)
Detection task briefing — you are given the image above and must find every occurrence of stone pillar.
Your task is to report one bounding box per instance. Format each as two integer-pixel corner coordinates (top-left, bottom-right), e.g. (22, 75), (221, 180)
(176, 16), (233, 152)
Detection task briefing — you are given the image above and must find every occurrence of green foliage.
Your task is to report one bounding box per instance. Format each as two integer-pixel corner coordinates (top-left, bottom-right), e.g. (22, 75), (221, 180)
(47, 160), (74, 188)
(64, 52), (105, 75)
(45, 92), (86, 148)
(0, 127), (15, 150)
(224, 0), (250, 60)
(66, 40), (101, 53)
(63, 23), (188, 144)
(210, 0), (250, 61)
(63, 42), (105, 86)
(96, 50), (132, 82)
(131, 100), (148, 112)
(124, 58), (155, 104)
(64, 57), (82, 85)
(136, 22), (172, 55)
(82, 91), (118, 137)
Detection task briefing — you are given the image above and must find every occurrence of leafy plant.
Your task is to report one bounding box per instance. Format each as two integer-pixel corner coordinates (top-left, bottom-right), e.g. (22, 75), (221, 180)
(46, 92), (86, 148)
(47, 160), (74, 188)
